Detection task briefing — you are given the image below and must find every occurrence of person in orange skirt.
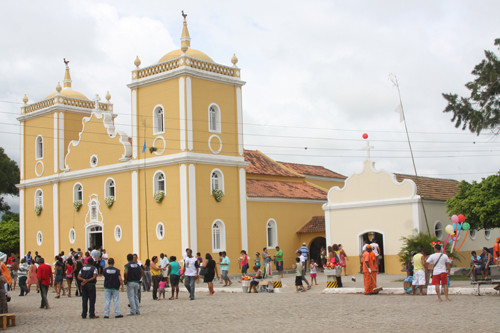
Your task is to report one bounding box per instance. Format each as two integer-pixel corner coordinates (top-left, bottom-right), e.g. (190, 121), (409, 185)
(362, 245), (377, 295)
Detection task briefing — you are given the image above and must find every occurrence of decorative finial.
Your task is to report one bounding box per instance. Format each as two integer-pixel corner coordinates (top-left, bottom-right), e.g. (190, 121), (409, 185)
(23, 94), (28, 104)
(63, 59), (72, 88)
(105, 91), (111, 102)
(180, 11), (191, 53)
(231, 53), (238, 66)
(63, 58), (70, 66)
(94, 94), (101, 112)
(56, 82), (62, 93)
(134, 56), (141, 68)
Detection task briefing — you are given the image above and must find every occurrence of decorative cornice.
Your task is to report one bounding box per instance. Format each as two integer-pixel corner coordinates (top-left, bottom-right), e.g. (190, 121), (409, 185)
(17, 152), (247, 189)
(17, 104), (93, 121)
(322, 196), (421, 211)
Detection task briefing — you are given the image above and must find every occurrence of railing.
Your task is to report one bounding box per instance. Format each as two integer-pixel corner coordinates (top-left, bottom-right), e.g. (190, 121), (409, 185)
(22, 96), (112, 114)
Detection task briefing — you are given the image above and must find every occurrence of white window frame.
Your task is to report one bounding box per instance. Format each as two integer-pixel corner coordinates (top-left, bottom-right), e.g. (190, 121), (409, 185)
(156, 222), (165, 240)
(34, 189), (43, 208)
(114, 225), (122, 242)
(104, 177), (116, 200)
(90, 199), (99, 222)
(211, 219), (226, 252)
(208, 103), (221, 133)
(36, 231), (43, 246)
(73, 183), (83, 203)
(35, 135), (44, 160)
(470, 229), (477, 240)
(484, 229), (491, 240)
(153, 105), (165, 135)
(434, 221), (443, 239)
(210, 169), (224, 194)
(266, 218), (278, 249)
(69, 228), (76, 244)
(90, 154), (98, 168)
(153, 171), (166, 194)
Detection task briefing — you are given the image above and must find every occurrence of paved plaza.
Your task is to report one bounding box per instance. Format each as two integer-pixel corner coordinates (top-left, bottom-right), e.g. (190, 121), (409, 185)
(4, 273), (499, 332)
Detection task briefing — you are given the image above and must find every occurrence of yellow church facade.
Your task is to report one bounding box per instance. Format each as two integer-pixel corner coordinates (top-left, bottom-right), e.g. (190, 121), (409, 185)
(17, 17), (345, 271)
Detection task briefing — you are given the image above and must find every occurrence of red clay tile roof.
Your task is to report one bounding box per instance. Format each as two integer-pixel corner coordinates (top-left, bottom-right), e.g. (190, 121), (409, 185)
(395, 174), (459, 201)
(278, 161), (346, 179)
(297, 216), (325, 233)
(244, 150), (301, 177)
(246, 179), (327, 200)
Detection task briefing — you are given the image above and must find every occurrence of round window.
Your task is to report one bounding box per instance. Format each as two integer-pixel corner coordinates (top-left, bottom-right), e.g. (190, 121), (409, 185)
(484, 229), (491, 240)
(114, 225), (122, 242)
(69, 228), (76, 244)
(156, 222), (165, 240)
(90, 155), (98, 167)
(434, 221), (443, 239)
(470, 229), (477, 240)
(36, 231), (43, 246)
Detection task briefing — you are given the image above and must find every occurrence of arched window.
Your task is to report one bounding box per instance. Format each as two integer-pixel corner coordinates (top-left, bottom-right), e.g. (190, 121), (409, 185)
(266, 219), (278, 248)
(105, 178), (116, 199)
(484, 229), (491, 240)
(434, 221), (443, 239)
(73, 183), (83, 202)
(35, 189), (43, 208)
(208, 104), (221, 133)
(153, 106), (164, 134)
(153, 171), (166, 194)
(35, 135), (44, 159)
(470, 229), (477, 240)
(212, 220), (226, 252)
(211, 169), (224, 193)
(90, 200), (98, 222)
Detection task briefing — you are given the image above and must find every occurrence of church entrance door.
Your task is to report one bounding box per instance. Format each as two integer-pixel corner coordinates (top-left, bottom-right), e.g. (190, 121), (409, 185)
(309, 237), (326, 268)
(87, 225), (103, 250)
(359, 232), (384, 273)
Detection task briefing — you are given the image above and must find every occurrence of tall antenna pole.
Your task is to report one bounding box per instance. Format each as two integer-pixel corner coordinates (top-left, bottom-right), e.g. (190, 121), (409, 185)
(143, 118), (150, 259)
(390, 74), (431, 235)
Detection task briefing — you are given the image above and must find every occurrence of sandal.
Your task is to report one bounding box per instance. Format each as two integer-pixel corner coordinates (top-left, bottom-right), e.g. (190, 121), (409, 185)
(168, 297), (175, 300)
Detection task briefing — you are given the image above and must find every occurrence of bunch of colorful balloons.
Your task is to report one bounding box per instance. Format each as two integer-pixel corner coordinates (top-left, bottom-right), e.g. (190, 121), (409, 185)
(443, 214), (470, 253)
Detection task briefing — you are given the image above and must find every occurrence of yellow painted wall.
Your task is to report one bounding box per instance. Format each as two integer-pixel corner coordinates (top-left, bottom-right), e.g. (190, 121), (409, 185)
(63, 112), (87, 158)
(24, 116), (55, 179)
(136, 79), (180, 157)
(24, 184), (54, 259)
(247, 201), (325, 270)
(191, 78), (239, 156)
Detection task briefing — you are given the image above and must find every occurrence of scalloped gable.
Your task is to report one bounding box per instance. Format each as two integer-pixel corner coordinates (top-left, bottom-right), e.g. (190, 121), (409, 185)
(327, 160), (417, 203)
(64, 110), (131, 171)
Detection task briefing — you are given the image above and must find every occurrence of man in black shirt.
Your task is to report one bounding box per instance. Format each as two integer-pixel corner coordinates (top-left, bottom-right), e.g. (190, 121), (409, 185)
(74, 255), (83, 296)
(124, 253), (142, 316)
(78, 257), (98, 319)
(103, 258), (124, 318)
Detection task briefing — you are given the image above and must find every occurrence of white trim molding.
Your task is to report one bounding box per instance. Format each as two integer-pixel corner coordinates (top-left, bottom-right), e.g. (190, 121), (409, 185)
(20, 189), (25, 255)
(188, 164), (197, 253)
(54, 113), (58, 173)
(208, 103), (222, 134)
(186, 77), (193, 151)
(152, 136), (166, 155)
(210, 168), (224, 194)
(239, 168), (248, 251)
(324, 209), (331, 249)
(20, 122), (24, 179)
(131, 90), (138, 159)
(53, 183), (59, 257)
(211, 219), (226, 253)
(266, 218), (278, 249)
(59, 112), (65, 171)
(179, 164), (189, 252)
(179, 77), (186, 151)
(236, 87), (244, 156)
(131, 171), (139, 255)
(208, 134), (222, 154)
(323, 196), (420, 211)
(152, 104), (165, 135)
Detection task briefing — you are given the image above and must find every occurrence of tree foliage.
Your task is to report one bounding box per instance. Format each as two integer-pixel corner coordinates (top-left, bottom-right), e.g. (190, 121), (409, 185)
(0, 219), (19, 254)
(0, 147), (20, 213)
(442, 38), (500, 135)
(398, 232), (441, 265)
(446, 172), (500, 230)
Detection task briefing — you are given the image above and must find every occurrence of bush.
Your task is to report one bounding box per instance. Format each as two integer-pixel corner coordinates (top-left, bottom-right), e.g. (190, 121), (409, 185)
(398, 231), (453, 266)
(0, 219), (19, 254)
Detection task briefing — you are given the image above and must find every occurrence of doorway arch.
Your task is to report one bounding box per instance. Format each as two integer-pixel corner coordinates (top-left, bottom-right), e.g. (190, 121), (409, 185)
(86, 224), (103, 250)
(309, 237), (326, 267)
(359, 231), (385, 273)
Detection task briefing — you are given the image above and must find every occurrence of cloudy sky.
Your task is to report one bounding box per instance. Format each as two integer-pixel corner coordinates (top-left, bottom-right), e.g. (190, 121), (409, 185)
(1, 1), (499, 210)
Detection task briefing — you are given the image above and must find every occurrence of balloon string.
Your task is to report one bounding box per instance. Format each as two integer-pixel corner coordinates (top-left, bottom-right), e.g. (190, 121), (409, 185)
(454, 230), (469, 252)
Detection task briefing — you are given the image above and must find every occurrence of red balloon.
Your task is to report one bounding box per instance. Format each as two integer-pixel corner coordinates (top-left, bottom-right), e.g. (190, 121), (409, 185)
(458, 214), (465, 223)
(362, 133), (368, 139)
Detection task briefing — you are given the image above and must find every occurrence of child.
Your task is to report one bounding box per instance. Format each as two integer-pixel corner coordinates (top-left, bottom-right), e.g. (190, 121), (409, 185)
(294, 257), (305, 293)
(248, 266), (263, 293)
(310, 259), (318, 285)
(158, 278), (167, 300)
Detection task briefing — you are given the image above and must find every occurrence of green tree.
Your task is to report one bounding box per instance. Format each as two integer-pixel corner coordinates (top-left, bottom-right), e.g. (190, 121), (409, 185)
(398, 232), (440, 266)
(0, 147), (20, 213)
(442, 38), (500, 135)
(446, 172), (500, 230)
(1, 211), (19, 223)
(0, 219), (19, 254)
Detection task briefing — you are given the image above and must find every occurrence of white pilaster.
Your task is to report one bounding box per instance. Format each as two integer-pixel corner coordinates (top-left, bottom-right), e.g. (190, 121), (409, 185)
(131, 171), (139, 255)
(19, 189), (25, 256)
(131, 90), (138, 159)
(239, 167), (248, 251)
(53, 183), (59, 256)
(20, 122), (24, 179)
(236, 87), (244, 155)
(325, 209), (331, 249)
(188, 164), (197, 253)
(179, 77), (186, 151)
(53, 113), (58, 173)
(179, 164), (189, 251)
(59, 112), (64, 171)
(412, 199), (422, 233)
(186, 77), (193, 151)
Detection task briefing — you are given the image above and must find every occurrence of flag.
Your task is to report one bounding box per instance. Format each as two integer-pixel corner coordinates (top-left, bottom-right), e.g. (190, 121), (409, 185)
(142, 140), (146, 153)
(394, 105), (404, 122)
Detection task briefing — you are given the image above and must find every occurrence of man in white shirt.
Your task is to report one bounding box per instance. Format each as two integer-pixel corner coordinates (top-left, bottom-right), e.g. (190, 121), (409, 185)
(426, 244), (451, 302)
(296, 250), (311, 290)
(182, 249), (199, 300)
(370, 240), (381, 268)
(159, 253), (169, 279)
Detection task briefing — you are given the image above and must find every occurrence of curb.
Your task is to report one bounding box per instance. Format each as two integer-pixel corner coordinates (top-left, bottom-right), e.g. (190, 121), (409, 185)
(321, 287), (500, 295)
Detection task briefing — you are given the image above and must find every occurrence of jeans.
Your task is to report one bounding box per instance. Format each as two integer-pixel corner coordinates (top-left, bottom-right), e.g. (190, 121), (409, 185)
(152, 275), (161, 300)
(81, 284), (96, 318)
(126, 282), (140, 314)
(104, 289), (121, 317)
(19, 276), (29, 296)
(184, 276), (196, 300)
(40, 284), (49, 308)
(75, 278), (82, 296)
